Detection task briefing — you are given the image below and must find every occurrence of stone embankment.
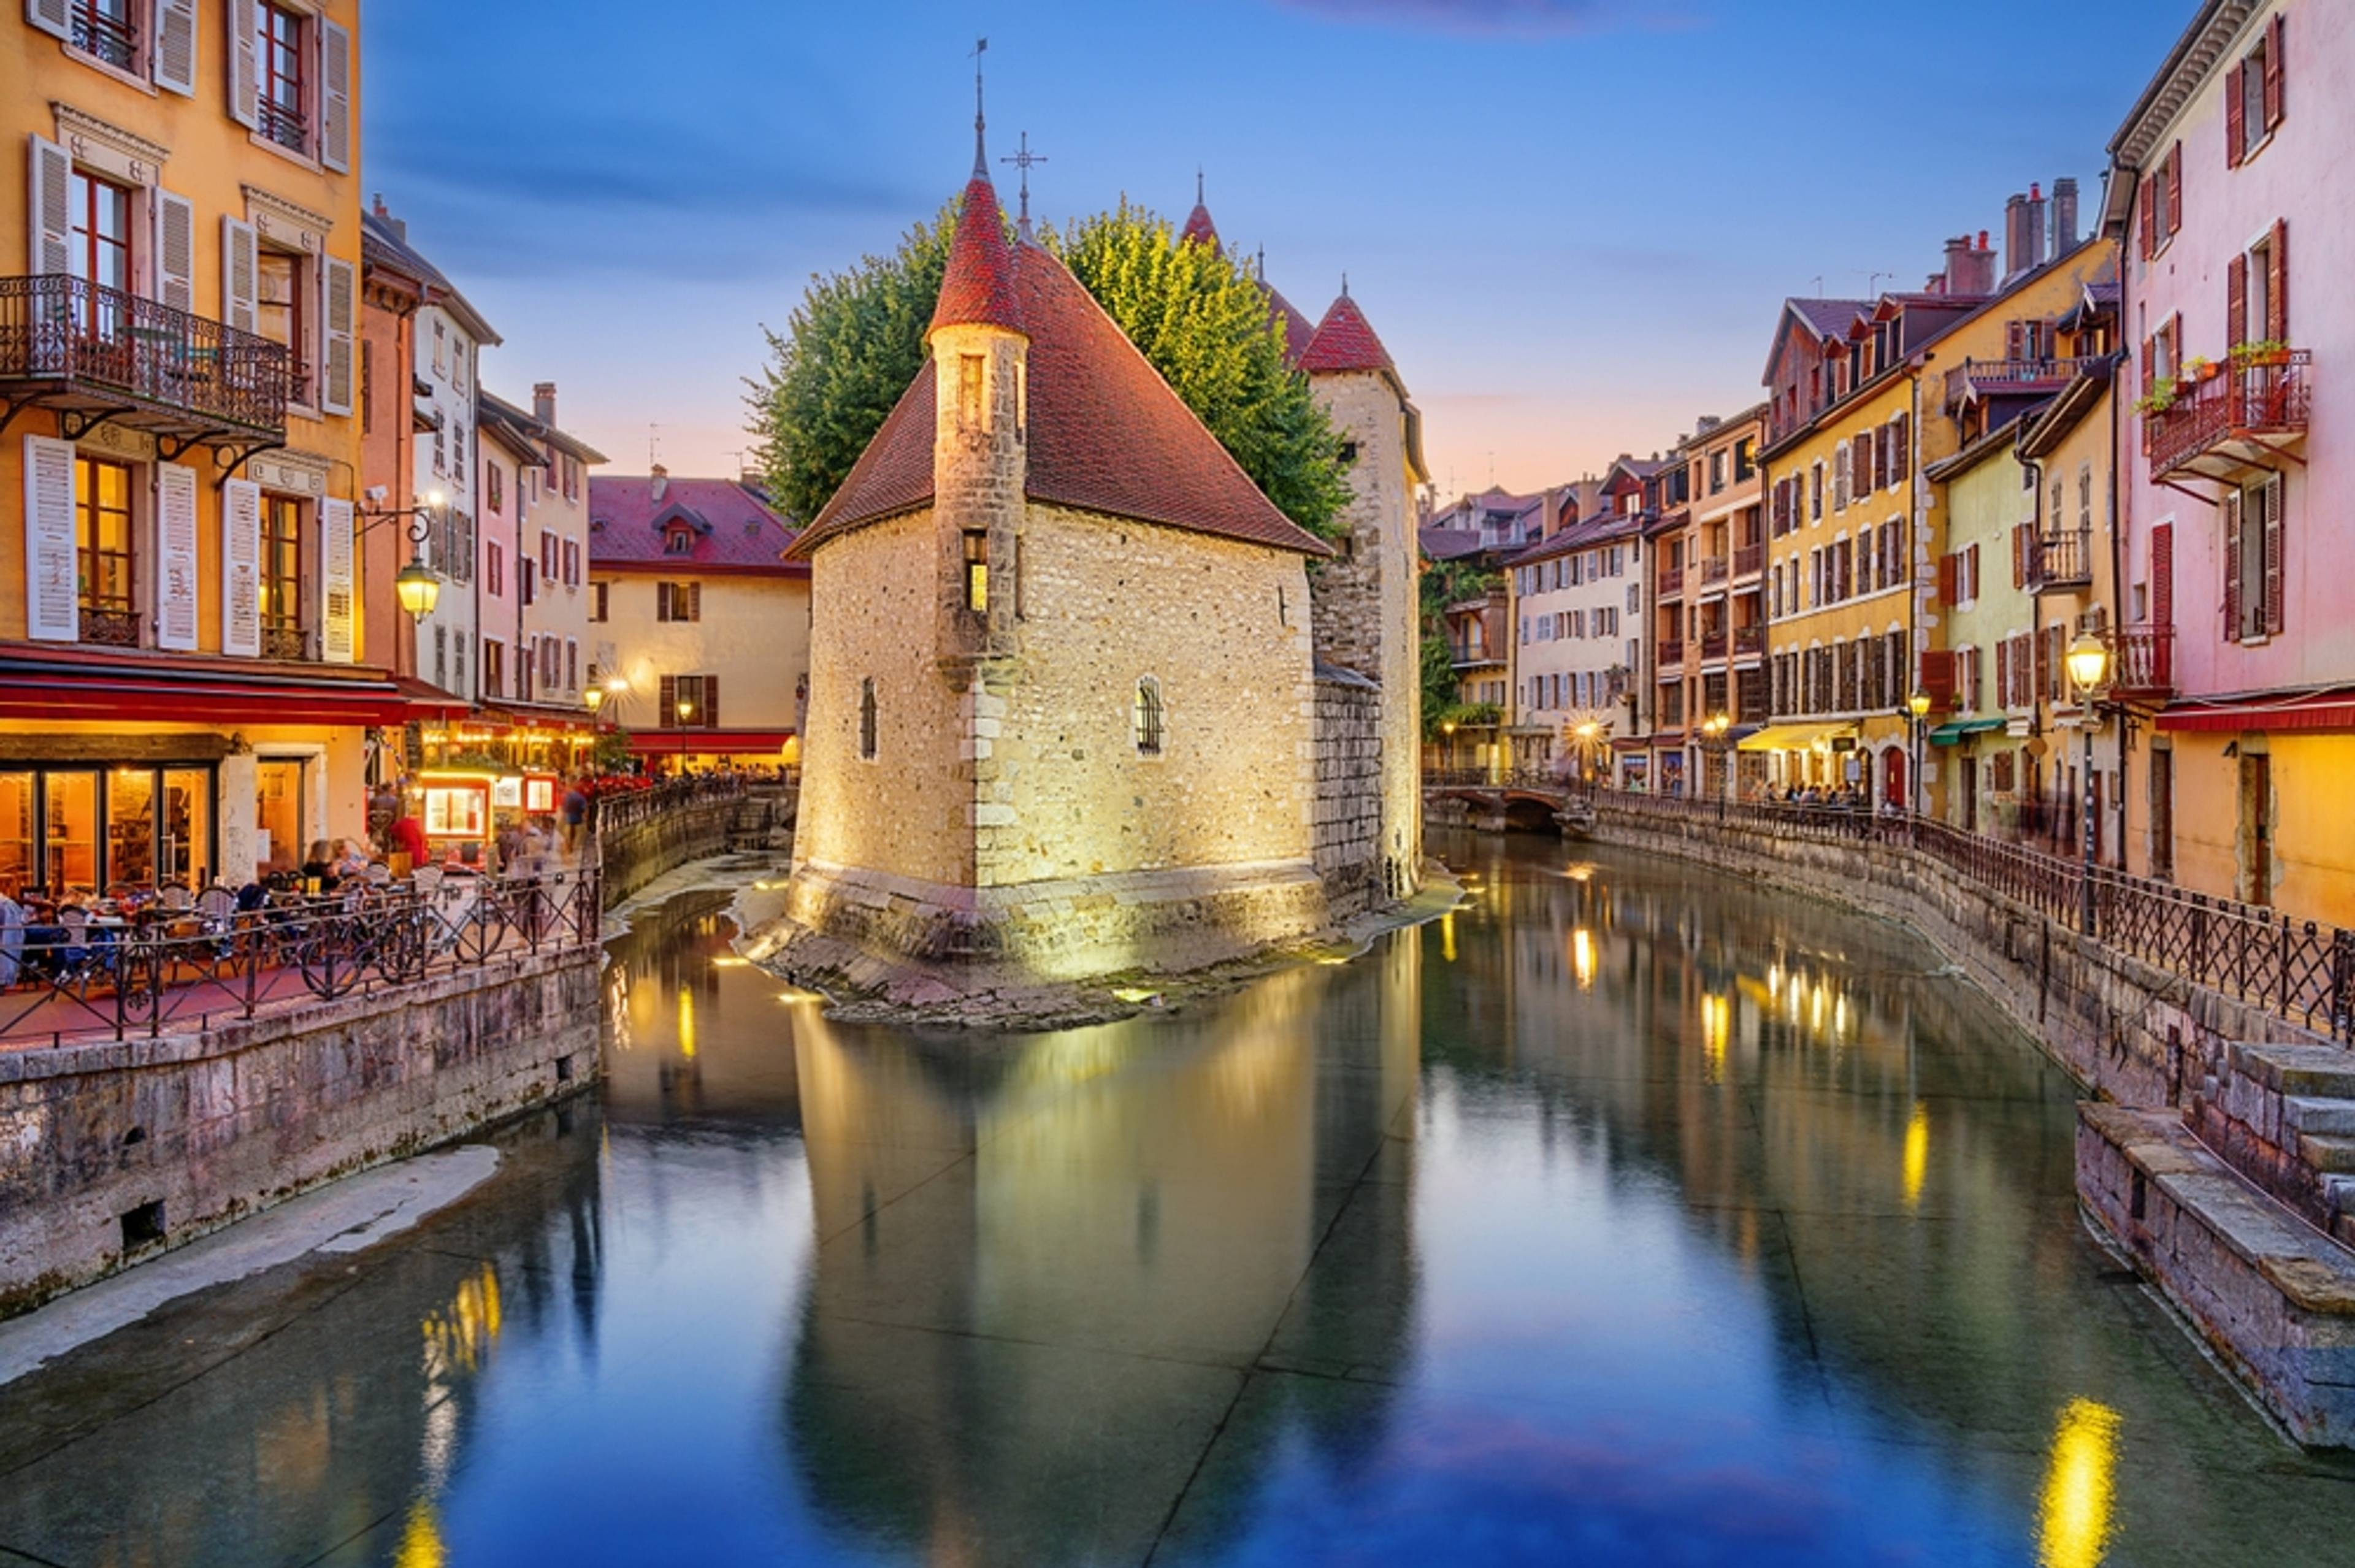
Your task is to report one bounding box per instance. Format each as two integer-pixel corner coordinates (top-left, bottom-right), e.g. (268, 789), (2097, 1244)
(1583, 798), (2355, 1446)
(598, 780), (793, 908)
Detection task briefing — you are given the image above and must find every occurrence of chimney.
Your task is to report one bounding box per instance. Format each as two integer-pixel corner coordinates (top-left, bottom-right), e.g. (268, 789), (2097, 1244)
(532, 381), (557, 426)
(649, 461), (668, 503)
(1942, 235), (1972, 293)
(2053, 176), (2080, 251)
(2026, 182), (2048, 272)
(2003, 193), (2029, 280)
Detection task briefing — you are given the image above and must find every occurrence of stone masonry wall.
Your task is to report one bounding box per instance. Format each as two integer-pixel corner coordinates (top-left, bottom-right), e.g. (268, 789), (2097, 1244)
(1314, 670), (1385, 916)
(0, 947), (599, 1316)
(599, 795), (742, 908)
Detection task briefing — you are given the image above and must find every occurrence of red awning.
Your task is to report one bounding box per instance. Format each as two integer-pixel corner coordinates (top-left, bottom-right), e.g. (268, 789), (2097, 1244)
(626, 729), (796, 754)
(0, 646), (413, 727)
(2156, 689), (2355, 733)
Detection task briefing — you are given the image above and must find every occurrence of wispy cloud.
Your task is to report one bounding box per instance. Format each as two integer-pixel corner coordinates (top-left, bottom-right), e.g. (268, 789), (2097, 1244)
(1271, 0), (1702, 36)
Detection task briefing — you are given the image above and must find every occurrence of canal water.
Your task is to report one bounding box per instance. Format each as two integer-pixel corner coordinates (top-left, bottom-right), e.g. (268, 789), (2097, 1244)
(2, 833), (2353, 1566)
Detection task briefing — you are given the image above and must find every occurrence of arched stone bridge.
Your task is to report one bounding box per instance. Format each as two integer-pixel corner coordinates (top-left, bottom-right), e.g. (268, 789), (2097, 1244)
(1423, 770), (1593, 834)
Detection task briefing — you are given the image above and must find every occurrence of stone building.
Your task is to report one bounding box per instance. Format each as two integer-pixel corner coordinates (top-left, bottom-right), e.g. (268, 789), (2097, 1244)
(776, 144), (1422, 984)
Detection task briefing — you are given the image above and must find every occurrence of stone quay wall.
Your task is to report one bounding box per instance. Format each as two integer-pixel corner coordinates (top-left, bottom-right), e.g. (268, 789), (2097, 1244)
(0, 947), (599, 1317)
(1312, 669), (1385, 917)
(599, 794), (743, 908)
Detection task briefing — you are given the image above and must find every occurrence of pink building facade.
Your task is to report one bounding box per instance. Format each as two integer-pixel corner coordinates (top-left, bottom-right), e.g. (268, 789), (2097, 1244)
(2106, 0), (2350, 921)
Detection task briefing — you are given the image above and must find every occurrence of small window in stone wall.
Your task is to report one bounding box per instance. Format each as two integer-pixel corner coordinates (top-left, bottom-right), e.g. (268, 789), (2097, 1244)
(1133, 677), (1165, 758)
(859, 678), (878, 760)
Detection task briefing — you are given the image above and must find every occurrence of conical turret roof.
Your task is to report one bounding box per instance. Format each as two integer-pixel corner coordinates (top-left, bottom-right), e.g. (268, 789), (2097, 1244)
(930, 176), (1023, 335)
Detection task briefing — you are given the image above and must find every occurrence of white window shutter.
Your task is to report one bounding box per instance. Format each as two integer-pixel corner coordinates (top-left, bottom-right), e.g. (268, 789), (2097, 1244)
(26, 0), (70, 41)
(320, 18), (353, 172)
(226, 0), (259, 128)
(320, 496), (354, 662)
(153, 188), (195, 312)
(321, 254), (355, 415)
(22, 435), (77, 642)
(29, 135), (71, 276)
(221, 478), (262, 656)
(156, 462), (201, 650)
(152, 0), (198, 95)
(221, 216), (258, 334)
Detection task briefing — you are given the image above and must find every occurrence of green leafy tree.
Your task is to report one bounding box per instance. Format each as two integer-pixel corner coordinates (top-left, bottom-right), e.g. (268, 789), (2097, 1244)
(1419, 556), (1499, 738)
(748, 205), (957, 526)
(748, 198), (1347, 537)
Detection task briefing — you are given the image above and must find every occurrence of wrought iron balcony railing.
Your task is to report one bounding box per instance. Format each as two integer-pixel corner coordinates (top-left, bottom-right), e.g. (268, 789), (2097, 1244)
(2029, 529), (2094, 592)
(1699, 629), (1728, 661)
(1732, 541), (1764, 578)
(1699, 557), (1730, 586)
(1656, 564), (1685, 598)
(1656, 638), (1685, 667)
(2110, 624), (2175, 700)
(0, 274), (291, 442)
(1943, 356), (2099, 411)
(1733, 624), (1765, 657)
(72, 4), (137, 68)
(2145, 352), (2311, 478)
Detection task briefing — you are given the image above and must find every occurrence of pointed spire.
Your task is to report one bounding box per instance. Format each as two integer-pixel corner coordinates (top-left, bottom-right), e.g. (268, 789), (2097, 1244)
(1300, 289), (1394, 376)
(1196, 167), (1205, 205)
(971, 37), (989, 178)
(1180, 169), (1220, 255)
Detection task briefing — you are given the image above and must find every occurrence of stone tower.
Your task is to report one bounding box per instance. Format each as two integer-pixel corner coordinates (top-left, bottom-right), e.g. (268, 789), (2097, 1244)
(1301, 288), (1428, 899)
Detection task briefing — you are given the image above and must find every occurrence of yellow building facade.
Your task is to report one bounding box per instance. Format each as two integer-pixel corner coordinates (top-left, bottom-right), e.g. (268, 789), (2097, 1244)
(2, 4), (396, 895)
(1752, 235), (2117, 810)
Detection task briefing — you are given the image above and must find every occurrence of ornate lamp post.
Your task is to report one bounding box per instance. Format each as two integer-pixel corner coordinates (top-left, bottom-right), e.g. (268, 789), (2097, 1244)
(2066, 632), (2113, 936)
(1574, 720), (1601, 795)
(1906, 689), (1932, 820)
(356, 489), (450, 624)
(1700, 711), (1731, 814)
(675, 696), (694, 774)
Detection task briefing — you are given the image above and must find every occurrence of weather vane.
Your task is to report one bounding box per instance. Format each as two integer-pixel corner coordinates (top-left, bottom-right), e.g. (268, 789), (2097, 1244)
(970, 37), (989, 177)
(1002, 131), (1046, 239)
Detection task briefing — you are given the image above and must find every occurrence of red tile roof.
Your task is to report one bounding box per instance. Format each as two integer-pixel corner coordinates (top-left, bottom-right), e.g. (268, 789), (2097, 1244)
(588, 476), (807, 576)
(1181, 202), (1220, 253)
(795, 232), (1333, 560)
(1260, 279), (1317, 366)
(930, 177), (1023, 335)
(1300, 292), (1394, 375)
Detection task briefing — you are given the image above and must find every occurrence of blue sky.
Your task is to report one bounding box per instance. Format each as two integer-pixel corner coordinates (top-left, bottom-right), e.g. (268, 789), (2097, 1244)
(362, 0), (2192, 504)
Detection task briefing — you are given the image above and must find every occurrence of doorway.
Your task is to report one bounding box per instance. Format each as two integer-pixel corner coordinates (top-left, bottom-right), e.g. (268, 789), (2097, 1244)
(1961, 756), (1978, 833)
(256, 757), (308, 877)
(1881, 748), (1907, 812)
(2150, 747), (2173, 880)
(2237, 752), (2272, 906)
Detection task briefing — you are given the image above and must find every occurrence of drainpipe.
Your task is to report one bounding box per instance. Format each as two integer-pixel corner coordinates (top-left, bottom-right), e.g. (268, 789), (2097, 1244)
(1909, 362), (1927, 817)
(2106, 354), (2128, 872)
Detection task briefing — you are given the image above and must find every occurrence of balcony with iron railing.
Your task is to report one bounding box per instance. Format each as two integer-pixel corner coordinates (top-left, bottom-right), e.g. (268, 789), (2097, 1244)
(1732, 624), (1764, 658)
(2110, 625), (2175, 700)
(1698, 557), (1729, 587)
(0, 275), (291, 446)
(1656, 638), (1685, 667)
(71, 4), (137, 68)
(1656, 564), (1685, 599)
(2028, 529), (2094, 593)
(1942, 356), (2098, 413)
(1699, 629), (1728, 662)
(2145, 351), (2312, 479)
(1732, 541), (1764, 578)
(1451, 640), (1506, 671)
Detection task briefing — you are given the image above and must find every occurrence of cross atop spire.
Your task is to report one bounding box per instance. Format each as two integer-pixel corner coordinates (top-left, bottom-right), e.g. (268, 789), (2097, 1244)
(970, 37), (989, 178)
(1196, 167), (1205, 205)
(1001, 131), (1046, 242)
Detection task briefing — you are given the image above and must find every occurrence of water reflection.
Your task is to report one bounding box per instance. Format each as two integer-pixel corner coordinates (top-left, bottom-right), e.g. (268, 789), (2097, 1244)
(1, 849), (2353, 1566)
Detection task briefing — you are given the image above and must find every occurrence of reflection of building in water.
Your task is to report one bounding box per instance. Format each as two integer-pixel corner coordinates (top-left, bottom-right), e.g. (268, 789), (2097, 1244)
(602, 890), (806, 1130)
(783, 934), (1421, 1567)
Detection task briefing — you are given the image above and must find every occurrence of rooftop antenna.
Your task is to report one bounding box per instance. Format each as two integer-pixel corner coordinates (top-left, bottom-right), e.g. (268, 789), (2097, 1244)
(1810, 275), (1823, 294)
(648, 423), (660, 468)
(1001, 131), (1046, 240)
(1341, 270), (1350, 298)
(970, 37), (989, 178)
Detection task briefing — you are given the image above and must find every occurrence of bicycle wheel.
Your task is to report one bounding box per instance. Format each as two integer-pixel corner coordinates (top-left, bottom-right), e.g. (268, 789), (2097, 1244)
(296, 920), (364, 999)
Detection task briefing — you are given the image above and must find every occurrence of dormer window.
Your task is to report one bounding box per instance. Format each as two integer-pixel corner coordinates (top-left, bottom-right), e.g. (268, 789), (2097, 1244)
(663, 525), (694, 556)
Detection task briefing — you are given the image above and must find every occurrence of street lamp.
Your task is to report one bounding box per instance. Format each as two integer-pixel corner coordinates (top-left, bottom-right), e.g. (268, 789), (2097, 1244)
(356, 490), (450, 623)
(1574, 720), (1601, 792)
(676, 697), (695, 774)
(2067, 632), (2113, 937)
(1700, 711), (1731, 812)
(1441, 719), (1457, 777)
(1907, 689), (1932, 820)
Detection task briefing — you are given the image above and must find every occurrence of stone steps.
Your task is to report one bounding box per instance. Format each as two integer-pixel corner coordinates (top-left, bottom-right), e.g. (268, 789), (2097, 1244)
(2231, 1042), (2355, 1101)
(2302, 1134), (2355, 1174)
(2284, 1096), (2355, 1137)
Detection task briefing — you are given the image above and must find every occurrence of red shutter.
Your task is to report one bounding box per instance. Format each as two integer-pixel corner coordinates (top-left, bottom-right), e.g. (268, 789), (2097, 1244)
(2140, 336), (2155, 398)
(2263, 481), (2284, 637)
(2034, 626), (2051, 703)
(1938, 553), (1958, 605)
(2227, 252), (2249, 349)
(657, 673), (677, 729)
(2226, 61), (2246, 166)
(2005, 320), (2026, 359)
(1996, 640), (2011, 707)
(2150, 523), (2173, 627)
(1920, 649), (1956, 709)
(2267, 219), (2288, 341)
(2165, 143), (2183, 237)
(2264, 12), (2285, 129)
(2137, 176), (2156, 259)
(2223, 491), (2243, 639)
(2012, 524), (2026, 589)
(703, 675), (720, 728)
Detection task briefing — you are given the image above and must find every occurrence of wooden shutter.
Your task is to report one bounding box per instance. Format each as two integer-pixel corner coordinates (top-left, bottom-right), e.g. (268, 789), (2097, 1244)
(2150, 523), (2173, 626)
(320, 18), (353, 171)
(2222, 491), (2243, 640)
(2137, 175), (2156, 259)
(156, 461), (200, 650)
(26, 0), (69, 39)
(321, 254), (356, 415)
(28, 136), (71, 275)
(1893, 413), (1911, 483)
(703, 676), (719, 728)
(1937, 553), (1958, 606)
(2264, 12), (2284, 130)
(687, 581), (702, 621)
(1996, 640), (2010, 708)
(657, 674), (676, 729)
(153, 0), (197, 94)
(320, 496), (355, 662)
(1966, 543), (1980, 601)
(2033, 627), (2050, 702)
(1874, 426), (1890, 492)
(2226, 252), (2248, 350)
(2226, 60), (2246, 167)
(151, 188), (196, 313)
(227, 0), (259, 128)
(1920, 649), (1956, 709)
(2266, 220), (2288, 341)
(2012, 524), (2026, 589)
(21, 434), (77, 643)
(2165, 142), (2183, 238)
(2005, 320), (2026, 359)
(221, 478), (262, 656)
(2140, 335), (2154, 397)
(221, 217), (258, 334)
(2262, 480), (2284, 637)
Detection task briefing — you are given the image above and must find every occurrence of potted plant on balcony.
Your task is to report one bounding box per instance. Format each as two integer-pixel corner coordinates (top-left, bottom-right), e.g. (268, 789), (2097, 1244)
(2181, 354), (2219, 384)
(2231, 338), (2291, 368)
(2134, 382), (2177, 416)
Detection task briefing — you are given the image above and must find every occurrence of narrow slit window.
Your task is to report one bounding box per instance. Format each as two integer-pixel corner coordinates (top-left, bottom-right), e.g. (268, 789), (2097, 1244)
(963, 530), (989, 613)
(959, 354), (986, 430)
(1133, 677), (1164, 757)
(859, 678), (878, 760)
